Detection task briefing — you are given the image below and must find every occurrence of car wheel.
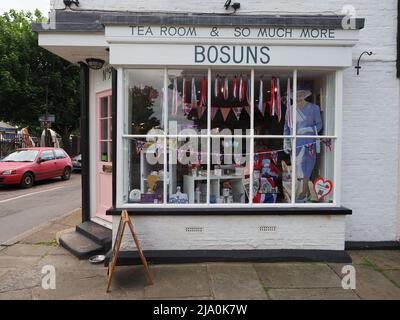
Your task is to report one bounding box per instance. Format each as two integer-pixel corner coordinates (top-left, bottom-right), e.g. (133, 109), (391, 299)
(20, 173), (34, 188)
(61, 167), (71, 181)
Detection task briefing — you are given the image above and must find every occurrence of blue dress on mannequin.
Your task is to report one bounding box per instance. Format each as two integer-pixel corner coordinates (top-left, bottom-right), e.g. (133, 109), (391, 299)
(284, 102), (323, 179)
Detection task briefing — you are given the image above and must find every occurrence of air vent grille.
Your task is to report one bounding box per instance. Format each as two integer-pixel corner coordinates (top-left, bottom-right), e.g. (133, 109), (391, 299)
(185, 227), (204, 233)
(259, 226), (277, 233)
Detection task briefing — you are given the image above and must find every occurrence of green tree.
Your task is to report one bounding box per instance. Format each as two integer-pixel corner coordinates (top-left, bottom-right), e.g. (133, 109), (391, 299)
(0, 9), (80, 155)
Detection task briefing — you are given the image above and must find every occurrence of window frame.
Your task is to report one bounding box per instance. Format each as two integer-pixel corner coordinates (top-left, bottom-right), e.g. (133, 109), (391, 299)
(116, 67), (342, 209)
(98, 93), (113, 164)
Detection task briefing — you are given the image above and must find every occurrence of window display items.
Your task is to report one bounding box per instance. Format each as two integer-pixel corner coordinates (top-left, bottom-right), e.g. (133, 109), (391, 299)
(129, 189), (142, 203)
(222, 181), (233, 204)
(281, 161), (294, 203)
(169, 186), (189, 204)
(284, 84), (323, 202)
(141, 174), (162, 204)
(253, 150), (280, 204)
(313, 177), (333, 201)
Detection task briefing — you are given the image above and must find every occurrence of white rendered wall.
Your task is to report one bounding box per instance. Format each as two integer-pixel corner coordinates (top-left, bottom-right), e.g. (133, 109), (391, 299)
(114, 215), (346, 251)
(52, 0), (400, 243)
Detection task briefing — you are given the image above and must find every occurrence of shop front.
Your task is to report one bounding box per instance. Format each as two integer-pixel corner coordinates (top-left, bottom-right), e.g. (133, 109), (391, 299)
(33, 1), (399, 262)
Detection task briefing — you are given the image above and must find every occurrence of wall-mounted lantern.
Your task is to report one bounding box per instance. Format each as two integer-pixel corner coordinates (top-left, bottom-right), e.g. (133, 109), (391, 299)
(224, 1), (241, 12)
(63, 0), (80, 8)
(86, 58), (105, 70)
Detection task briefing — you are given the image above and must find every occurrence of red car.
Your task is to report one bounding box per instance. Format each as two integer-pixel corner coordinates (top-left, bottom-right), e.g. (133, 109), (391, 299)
(0, 148), (73, 188)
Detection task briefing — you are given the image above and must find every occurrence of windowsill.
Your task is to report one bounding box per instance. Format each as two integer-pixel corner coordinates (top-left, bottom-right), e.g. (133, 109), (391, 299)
(106, 206), (352, 216)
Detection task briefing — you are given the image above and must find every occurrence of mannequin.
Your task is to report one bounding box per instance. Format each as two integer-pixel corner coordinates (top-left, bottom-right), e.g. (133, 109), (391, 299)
(284, 87), (323, 202)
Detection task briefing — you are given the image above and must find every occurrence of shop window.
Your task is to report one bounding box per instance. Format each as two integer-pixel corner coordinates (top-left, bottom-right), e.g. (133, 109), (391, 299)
(126, 69), (164, 135)
(211, 70), (251, 132)
(168, 70), (208, 135)
(123, 138), (165, 204)
(120, 69), (338, 207)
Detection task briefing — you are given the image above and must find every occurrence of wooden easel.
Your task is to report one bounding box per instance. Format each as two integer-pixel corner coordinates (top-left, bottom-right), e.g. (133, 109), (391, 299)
(107, 210), (153, 293)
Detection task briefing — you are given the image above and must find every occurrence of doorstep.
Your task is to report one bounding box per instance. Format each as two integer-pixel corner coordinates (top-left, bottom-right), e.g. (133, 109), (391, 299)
(59, 221), (112, 259)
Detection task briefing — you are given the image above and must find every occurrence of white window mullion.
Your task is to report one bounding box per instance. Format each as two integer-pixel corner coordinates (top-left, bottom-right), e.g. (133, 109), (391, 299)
(333, 69), (343, 206)
(207, 68), (211, 205)
(291, 70), (298, 205)
(163, 68), (168, 206)
(249, 69), (255, 204)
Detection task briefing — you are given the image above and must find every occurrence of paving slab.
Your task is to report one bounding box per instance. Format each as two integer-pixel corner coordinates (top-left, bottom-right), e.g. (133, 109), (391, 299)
(383, 270), (400, 287)
(254, 263), (342, 289)
(353, 265), (400, 300)
(359, 250), (400, 270)
(0, 269), (10, 278)
(56, 209), (82, 227)
(72, 284), (141, 300)
(208, 263), (268, 300)
(144, 265), (211, 299)
(37, 252), (106, 271)
(32, 275), (107, 300)
(268, 288), (360, 300)
(347, 251), (368, 265)
(327, 263), (355, 277)
(0, 256), (42, 269)
(106, 266), (148, 299)
(0, 288), (33, 300)
(0, 266), (41, 293)
(0, 244), (59, 257)
(146, 296), (214, 300)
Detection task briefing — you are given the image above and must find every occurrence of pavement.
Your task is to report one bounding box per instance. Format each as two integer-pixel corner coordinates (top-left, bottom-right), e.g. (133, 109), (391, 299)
(0, 173), (81, 245)
(0, 209), (400, 300)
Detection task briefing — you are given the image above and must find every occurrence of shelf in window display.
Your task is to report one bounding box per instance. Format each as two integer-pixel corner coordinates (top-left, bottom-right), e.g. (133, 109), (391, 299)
(185, 175), (246, 181)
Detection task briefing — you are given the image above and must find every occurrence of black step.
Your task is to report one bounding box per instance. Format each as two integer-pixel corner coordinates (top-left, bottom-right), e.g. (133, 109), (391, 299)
(76, 221), (112, 250)
(59, 231), (104, 260)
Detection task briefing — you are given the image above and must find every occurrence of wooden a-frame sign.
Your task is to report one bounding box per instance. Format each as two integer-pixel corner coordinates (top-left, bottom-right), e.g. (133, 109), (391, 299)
(107, 210), (153, 293)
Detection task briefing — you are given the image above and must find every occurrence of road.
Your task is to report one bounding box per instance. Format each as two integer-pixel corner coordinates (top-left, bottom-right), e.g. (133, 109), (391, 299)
(0, 173), (81, 245)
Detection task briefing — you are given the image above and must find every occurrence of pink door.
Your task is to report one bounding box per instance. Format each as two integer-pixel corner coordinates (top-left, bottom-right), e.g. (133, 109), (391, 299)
(96, 91), (113, 222)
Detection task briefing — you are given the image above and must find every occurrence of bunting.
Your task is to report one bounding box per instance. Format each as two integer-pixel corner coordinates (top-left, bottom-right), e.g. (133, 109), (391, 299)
(199, 77), (207, 108)
(239, 76), (245, 102)
(233, 107), (242, 120)
(191, 77), (197, 110)
(136, 141), (146, 155)
(220, 108), (231, 121)
(276, 78), (282, 122)
(258, 79), (265, 115)
(211, 107), (219, 120)
(214, 75), (221, 98)
(172, 78), (178, 116)
(245, 79), (251, 116)
(223, 77), (229, 100)
(198, 77), (207, 118)
(182, 78), (189, 115)
(232, 77), (238, 100)
(270, 78), (275, 117)
(286, 78), (292, 129)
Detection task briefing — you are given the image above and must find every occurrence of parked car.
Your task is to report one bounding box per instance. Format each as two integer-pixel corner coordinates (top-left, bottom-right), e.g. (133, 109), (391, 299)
(0, 148), (72, 188)
(71, 154), (82, 172)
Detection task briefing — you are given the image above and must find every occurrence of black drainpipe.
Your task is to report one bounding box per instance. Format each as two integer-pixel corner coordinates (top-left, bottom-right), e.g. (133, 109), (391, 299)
(112, 68), (118, 208)
(79, 62), (91, 222)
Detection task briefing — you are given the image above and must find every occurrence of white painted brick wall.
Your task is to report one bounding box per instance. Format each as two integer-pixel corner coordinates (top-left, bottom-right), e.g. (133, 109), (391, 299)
(114, 215), (346, 251)
(77, 0), (400, 242)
